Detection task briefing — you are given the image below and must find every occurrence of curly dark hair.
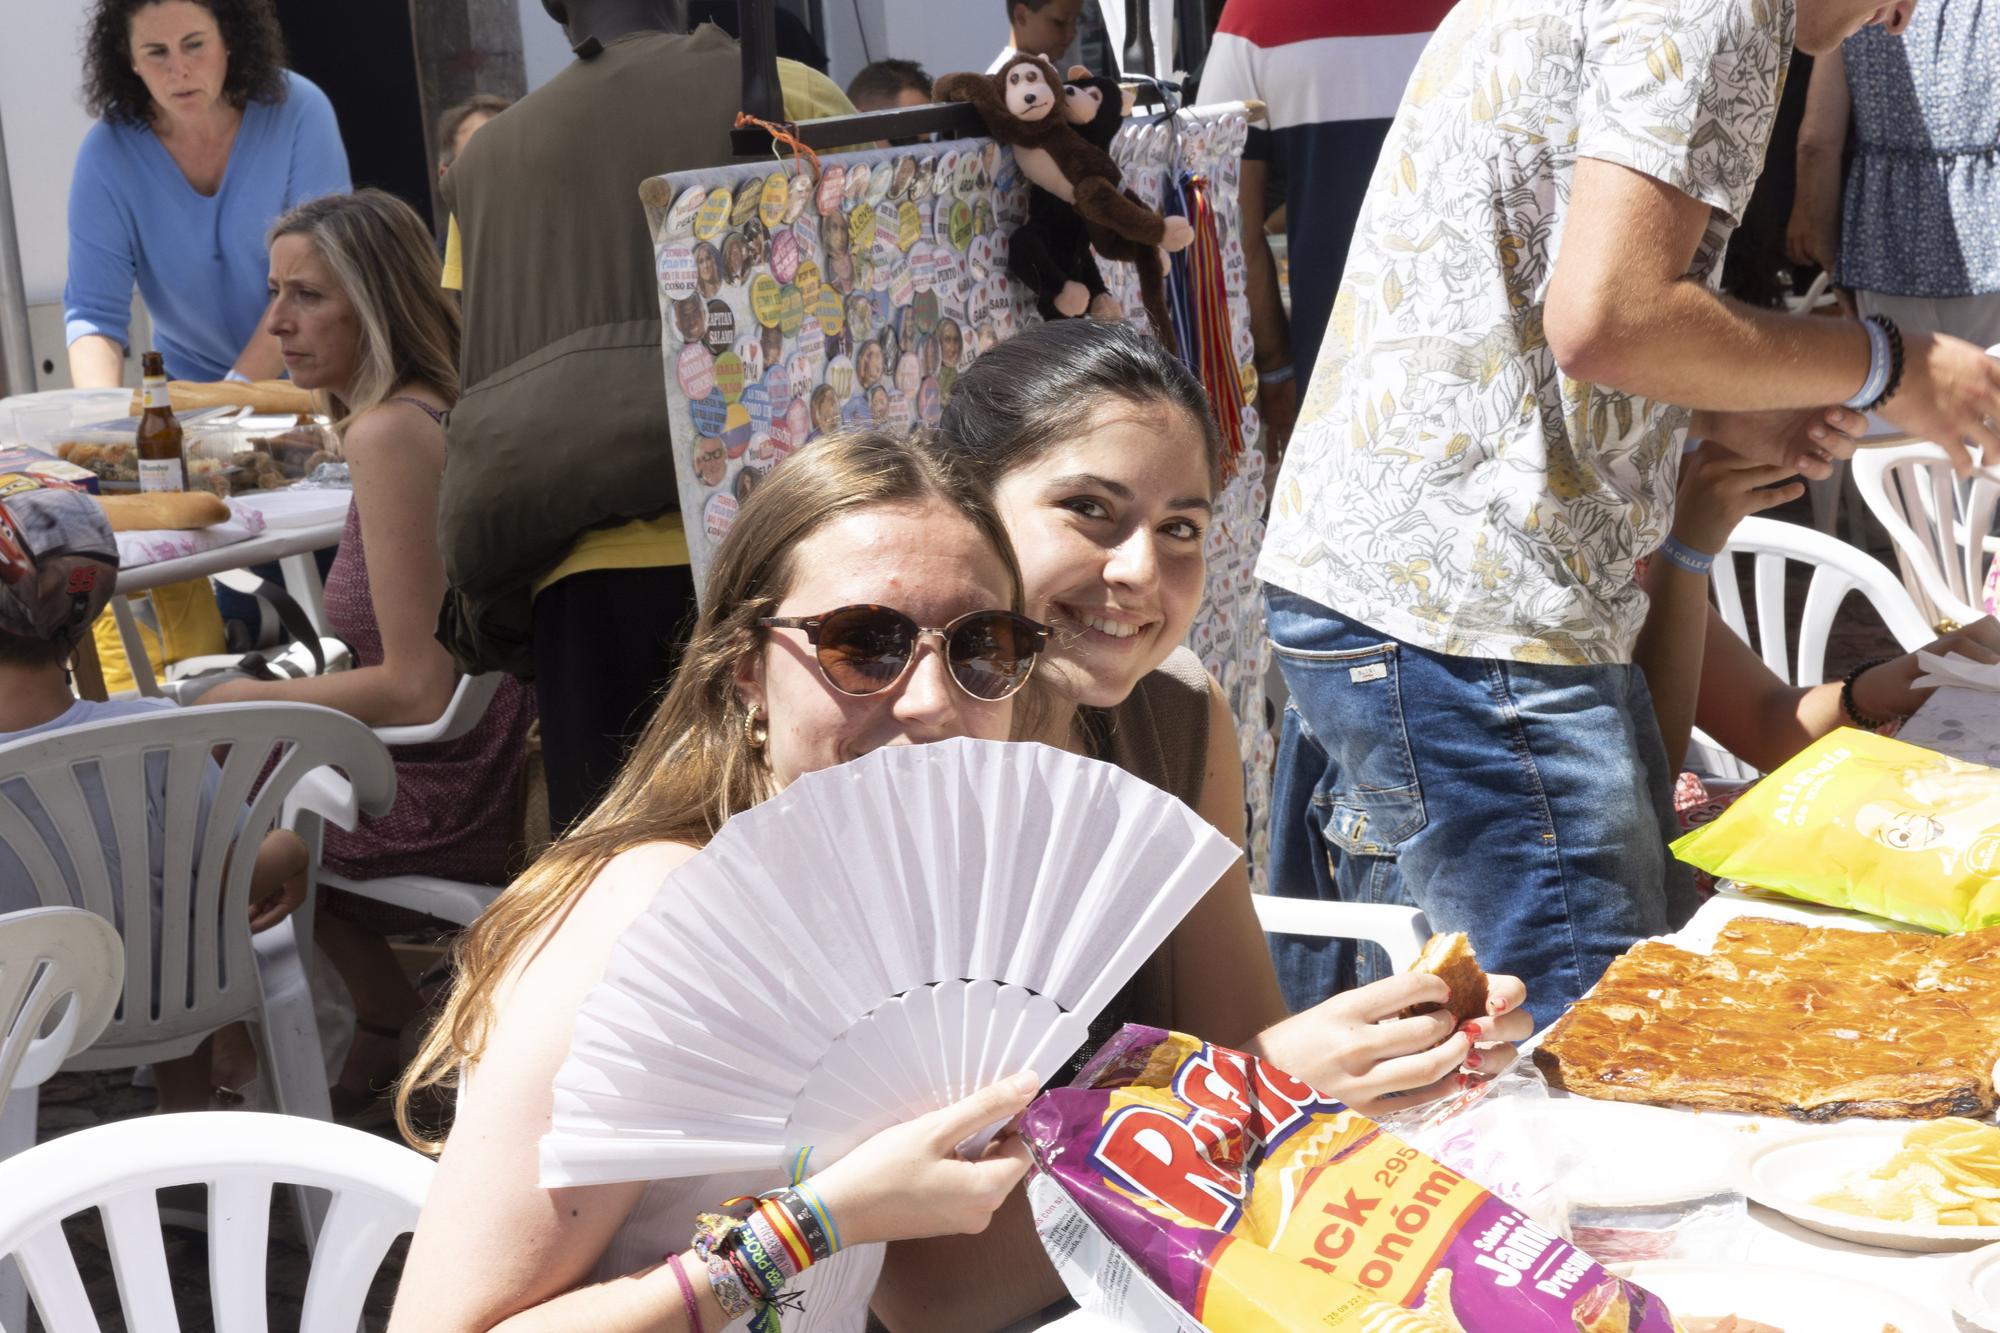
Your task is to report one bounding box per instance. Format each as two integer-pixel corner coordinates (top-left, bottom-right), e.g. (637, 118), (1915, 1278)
(82, 0), (289, 127)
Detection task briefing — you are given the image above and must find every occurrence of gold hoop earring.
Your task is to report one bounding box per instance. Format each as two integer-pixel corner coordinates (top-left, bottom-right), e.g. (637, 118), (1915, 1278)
(743, 704), (767, 750)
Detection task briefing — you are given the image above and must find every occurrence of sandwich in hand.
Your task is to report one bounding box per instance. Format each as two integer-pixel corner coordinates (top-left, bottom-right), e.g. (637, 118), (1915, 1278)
(1402, 931), (1489, 1026)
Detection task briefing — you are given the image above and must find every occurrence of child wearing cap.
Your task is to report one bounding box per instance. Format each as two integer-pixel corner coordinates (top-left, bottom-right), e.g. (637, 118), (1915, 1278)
(0, 486), (311, 1111)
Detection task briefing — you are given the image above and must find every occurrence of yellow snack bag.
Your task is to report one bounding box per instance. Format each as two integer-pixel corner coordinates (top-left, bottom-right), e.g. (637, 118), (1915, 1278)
(1673, 728), (2000, 932)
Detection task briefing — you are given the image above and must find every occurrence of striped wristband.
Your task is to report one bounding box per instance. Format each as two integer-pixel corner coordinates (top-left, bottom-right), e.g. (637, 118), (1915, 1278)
(1658, 535), (1716, 576)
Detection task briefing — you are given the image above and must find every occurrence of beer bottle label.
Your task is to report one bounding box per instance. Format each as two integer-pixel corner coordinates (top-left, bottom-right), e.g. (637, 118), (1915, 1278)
(142, 378), (172, 410)
(138, 457), (186, 493)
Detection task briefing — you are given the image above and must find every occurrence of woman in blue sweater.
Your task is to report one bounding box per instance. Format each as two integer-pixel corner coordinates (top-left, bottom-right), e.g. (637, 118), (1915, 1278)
(65, 0), (349, 386)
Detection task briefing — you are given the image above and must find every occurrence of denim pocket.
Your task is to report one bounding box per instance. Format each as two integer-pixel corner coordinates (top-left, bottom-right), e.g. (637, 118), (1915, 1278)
(1270, 640), (1427, 856)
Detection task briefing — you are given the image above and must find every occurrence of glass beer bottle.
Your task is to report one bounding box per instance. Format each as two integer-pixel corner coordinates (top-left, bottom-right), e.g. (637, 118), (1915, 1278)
(136, 351), (185, 492)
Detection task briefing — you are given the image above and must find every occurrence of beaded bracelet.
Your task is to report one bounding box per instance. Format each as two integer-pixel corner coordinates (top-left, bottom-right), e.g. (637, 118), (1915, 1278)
(1840, 656), (1900, 730)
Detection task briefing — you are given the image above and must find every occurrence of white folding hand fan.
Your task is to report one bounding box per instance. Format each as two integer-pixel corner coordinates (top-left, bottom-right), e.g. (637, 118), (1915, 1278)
(540, 737), (1240, 1187)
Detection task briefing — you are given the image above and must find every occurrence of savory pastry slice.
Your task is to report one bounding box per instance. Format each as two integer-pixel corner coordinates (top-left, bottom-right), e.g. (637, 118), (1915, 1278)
(1403, 931), (1490, 1026)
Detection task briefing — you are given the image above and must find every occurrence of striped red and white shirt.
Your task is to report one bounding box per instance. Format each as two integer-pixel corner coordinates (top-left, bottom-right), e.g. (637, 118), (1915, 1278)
(1199, 0), (1455, 380)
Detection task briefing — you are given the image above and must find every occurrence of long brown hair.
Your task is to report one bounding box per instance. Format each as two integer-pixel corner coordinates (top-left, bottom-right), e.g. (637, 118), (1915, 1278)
(397, 429), (1028, 1148)
(268, 189), (461, 426)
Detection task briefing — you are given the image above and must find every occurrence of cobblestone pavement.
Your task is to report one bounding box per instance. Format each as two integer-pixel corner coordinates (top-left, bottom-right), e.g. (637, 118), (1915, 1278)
(18, 507), (1932, 1329)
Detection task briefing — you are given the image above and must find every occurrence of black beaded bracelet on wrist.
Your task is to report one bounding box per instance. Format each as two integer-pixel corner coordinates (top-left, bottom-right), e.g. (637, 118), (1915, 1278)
(1860, 314), (1905, 412)
(1839, 655), (1899, 730)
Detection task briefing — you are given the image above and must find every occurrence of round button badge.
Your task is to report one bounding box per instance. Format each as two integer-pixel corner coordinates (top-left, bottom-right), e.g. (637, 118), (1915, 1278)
(770, 228), (801, 285)
(817, 164), (846, 216)
(702, 298), (736, 355)
(750, 273), (784, 328)
(657, 242), (697, 299)
(712, 351), (746, 403)
(693, 187), (732, 241)
(676, 342), (716, 399)
(666, 185), (707, 237)
(703, 490), (737, 545)
(759, 172), (790, 229)
(692, 434), (727, 487)
(689, 390), (728, 435)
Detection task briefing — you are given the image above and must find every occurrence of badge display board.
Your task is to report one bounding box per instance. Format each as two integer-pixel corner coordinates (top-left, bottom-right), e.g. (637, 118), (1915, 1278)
(645, 105), (1277, 871)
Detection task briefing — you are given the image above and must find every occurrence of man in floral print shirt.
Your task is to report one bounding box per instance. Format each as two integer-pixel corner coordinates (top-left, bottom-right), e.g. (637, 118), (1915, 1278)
(1261, 0), (2000, 1030)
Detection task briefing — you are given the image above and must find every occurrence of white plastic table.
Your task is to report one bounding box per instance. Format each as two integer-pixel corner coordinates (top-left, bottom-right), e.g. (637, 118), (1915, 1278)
(108, 486), (350, 697)
(1522, 684), (1993, 1331)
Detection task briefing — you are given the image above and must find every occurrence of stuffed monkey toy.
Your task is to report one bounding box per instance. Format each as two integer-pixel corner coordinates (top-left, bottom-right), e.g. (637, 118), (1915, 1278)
(935, 56), (1191, 338)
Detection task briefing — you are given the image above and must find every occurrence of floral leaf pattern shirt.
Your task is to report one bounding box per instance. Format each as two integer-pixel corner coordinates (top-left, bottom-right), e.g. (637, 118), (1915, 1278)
(1257, 0), (1793, 665)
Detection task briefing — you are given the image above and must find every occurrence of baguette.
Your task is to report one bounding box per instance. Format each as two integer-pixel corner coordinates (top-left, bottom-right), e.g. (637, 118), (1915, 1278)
(127, 379), (317, 417)
(1401, 931), (1489, 1026)
(95, 490), (230, 532)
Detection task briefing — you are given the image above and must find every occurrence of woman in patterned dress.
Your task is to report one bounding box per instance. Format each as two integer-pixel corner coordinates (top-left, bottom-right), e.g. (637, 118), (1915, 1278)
(192, 189), (536, 1118)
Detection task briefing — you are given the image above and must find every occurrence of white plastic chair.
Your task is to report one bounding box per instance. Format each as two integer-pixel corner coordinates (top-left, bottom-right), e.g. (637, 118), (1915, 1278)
(285, 672), (509, 928)
(1251, 895), (1431, 975)
(0, 908), (123, 1151)
(0, 703), (395, 1130)
(0, 908), (124, 1332)
(1851, 442), (2000, 633)
(1691, 516), (1933, 781)
(0, 1111), (433, 1332)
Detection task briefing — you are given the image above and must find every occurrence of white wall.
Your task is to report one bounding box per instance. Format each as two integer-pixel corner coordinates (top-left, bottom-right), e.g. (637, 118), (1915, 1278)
(5, 0), (98, 306)
(828, 0), (1001, 89)
(518, 1), (575, 91)
(512, 0), (1004, 96)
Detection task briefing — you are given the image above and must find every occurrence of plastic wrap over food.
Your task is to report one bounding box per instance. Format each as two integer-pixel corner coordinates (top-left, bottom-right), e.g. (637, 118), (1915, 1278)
(1023, 1026), (1675, 1332)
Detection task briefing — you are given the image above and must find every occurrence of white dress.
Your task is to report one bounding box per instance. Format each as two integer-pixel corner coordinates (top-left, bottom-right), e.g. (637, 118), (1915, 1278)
(593, 1168), (884, 1332)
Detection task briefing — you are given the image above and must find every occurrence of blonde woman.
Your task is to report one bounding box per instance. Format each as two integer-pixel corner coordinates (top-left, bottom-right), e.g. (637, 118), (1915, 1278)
(390, 432), (1051, 1331)
(191, 189), (536, 1119)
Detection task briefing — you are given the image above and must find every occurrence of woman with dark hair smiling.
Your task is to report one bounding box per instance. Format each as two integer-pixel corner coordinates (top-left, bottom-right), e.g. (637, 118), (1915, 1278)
(873, 319), (1534, 1328)
(65, 0), (348, 386)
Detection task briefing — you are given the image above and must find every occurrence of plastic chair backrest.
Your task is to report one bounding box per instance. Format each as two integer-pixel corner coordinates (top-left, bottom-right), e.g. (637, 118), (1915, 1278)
(0, 908), (122, 1102)
(1711, 517), (1932, 686)
(1690, 518), (1933, 781)
(0, 1111), (433, 1332)
(373, 672), (503, 748)
(0, 703), (394, 1067)
(1250, 896), (1431, 974)
(1851, 443), (2000, 631)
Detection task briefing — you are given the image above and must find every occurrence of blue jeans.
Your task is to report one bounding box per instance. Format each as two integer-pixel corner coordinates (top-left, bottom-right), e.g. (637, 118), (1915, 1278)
(1263, 586), (1695, 1028)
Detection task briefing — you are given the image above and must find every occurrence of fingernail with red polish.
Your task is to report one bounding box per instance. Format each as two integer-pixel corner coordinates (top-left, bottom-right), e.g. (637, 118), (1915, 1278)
(1466, 1050), (1483, 1069)
(1461, 1021), (1483, 1040)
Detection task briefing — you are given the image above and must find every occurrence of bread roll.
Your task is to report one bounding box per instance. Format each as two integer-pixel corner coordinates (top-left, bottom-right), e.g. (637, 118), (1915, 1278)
(94, 490), (230, 531)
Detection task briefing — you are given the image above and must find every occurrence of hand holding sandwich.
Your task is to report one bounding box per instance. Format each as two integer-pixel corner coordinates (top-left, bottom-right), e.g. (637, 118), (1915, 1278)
(1251, 934), (1529, 1115)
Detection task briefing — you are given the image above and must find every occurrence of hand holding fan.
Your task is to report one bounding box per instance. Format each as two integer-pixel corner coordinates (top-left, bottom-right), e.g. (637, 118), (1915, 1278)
(540, 737), (1241, 1187)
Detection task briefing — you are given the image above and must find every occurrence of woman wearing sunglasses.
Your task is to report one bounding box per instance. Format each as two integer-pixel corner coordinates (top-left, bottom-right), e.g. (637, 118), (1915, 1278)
(873, 320), (1536, 1330)
(390, 430), (1053, 1332)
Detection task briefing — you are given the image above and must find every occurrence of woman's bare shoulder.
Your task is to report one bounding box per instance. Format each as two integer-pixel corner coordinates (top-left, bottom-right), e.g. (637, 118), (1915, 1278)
(494, 840), (702, 1011)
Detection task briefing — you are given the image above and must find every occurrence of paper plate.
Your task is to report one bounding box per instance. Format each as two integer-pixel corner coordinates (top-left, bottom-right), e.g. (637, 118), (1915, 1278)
(1953, 1243), (2000, 1330)
(1617, 1260), (1938, 1331)
(1741, 1121), (2000, 1252)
